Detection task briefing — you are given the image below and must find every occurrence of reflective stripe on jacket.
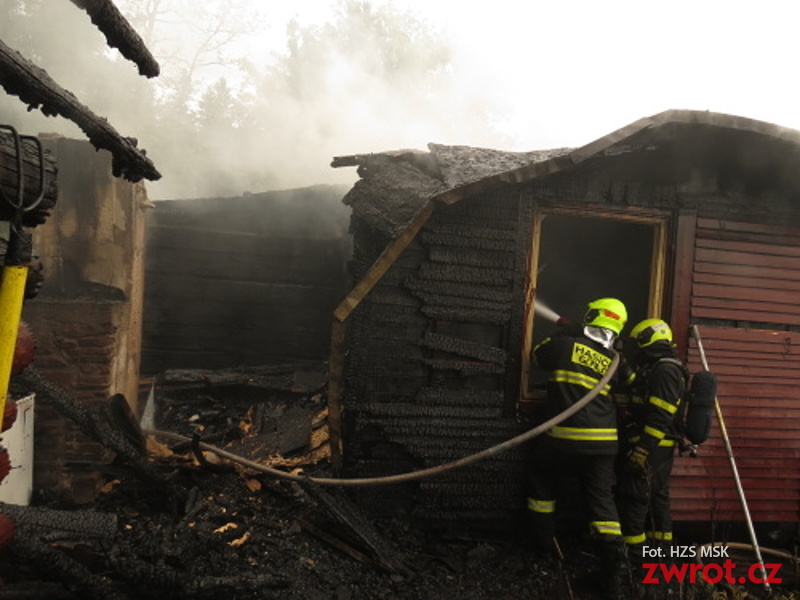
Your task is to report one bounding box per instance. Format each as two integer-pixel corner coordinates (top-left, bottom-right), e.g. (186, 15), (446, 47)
(533, 332), (618, 454)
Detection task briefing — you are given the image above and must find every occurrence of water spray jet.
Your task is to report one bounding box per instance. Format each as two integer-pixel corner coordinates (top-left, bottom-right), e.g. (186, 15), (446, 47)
(534, 298), (563, 324)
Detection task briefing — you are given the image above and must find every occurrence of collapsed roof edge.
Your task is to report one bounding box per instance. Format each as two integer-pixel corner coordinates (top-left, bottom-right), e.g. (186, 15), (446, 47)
(69, 0), (160, 78)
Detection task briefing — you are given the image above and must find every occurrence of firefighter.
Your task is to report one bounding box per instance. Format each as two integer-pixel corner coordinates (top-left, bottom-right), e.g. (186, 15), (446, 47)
(526, 297), (627, 598)
(615, 318), (688, 581)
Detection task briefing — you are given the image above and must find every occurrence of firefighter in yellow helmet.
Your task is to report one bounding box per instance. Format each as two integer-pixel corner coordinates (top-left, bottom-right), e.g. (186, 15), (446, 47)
(526, 298), (627, 599)
(615, 318), (688, 588)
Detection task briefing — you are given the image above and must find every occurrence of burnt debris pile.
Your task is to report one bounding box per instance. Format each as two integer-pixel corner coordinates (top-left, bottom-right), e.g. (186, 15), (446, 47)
(2, 363), (794, 599)
(0, 363), (568, 600)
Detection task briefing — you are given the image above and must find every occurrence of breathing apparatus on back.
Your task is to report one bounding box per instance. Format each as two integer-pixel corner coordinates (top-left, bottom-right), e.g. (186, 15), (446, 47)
(628, 319), (716, 456)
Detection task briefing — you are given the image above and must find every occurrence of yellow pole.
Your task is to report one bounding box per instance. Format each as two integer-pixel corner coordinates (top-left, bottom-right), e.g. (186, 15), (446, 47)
(0, 265), (28, 429)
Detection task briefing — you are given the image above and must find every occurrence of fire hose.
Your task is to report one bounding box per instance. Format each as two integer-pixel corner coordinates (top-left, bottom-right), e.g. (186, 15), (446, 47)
(145, 353), (619, 487)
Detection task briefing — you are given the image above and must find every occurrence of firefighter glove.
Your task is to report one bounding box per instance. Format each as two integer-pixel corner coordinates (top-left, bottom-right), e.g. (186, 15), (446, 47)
(617, 359), (635, 387)
(627, 445), (649, 474)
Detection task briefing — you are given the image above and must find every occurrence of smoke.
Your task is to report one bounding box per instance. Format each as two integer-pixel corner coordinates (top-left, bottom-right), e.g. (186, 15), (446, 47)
(0, 0), (519, 201)
(6, 0), (796, 202)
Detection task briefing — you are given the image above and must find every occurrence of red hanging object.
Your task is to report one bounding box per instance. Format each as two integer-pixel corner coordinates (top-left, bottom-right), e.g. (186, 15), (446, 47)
(0, 445), (10, 482)
(2, 399), (17, 433)
(11, 320), (36, 376)
(0, 513), (16, 547)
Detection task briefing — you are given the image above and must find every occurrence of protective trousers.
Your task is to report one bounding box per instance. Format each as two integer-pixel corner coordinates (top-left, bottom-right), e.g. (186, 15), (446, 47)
(526, 439), (622, 550)
(617, 444), (676, 560)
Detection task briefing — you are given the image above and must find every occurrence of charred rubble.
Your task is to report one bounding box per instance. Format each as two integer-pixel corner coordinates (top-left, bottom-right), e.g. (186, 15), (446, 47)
(0, 363), (575, 600)
(0, 363), (797, 599)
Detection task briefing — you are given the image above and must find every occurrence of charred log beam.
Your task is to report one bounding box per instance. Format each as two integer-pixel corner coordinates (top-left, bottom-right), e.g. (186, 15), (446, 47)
(421, 230), (516, 252)
(405, 276), (512, 304)
(69, 0), (160, 78)
(0, 581), (80, 599)
(106, 542), (291, 597)
(106, 393), (145, 453)
(416, 387), (503, 407)
(0, 132), (57, 227)
(421, 304), (509, 324)
(0, 502), (117, 540)
(299, 484), (408, 575)
(298, 515), (377, 567)
(421, 358), (505, 375)
(0, 39), (160, 182)
(10, 535), (131, 600)
(187, 573), (291, 596)
(16, 366), (167, 484)
(420, 331), (507, 364)
(416, 262), (511, 285)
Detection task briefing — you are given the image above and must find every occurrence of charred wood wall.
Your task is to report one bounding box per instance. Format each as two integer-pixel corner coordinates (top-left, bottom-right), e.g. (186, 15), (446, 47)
(343, 188), (531, 529)
(142, 185), (352, 373)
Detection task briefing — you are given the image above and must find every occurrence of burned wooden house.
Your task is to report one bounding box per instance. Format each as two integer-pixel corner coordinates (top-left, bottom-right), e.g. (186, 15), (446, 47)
(329, 109), (800, 532)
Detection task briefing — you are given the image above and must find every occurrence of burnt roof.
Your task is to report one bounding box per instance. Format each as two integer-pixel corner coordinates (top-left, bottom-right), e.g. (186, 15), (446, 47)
(70, 0), (160, 78)
(333, 109), (800, 238)
(0, 0), (160, 182)
(334, 146), (569, 238)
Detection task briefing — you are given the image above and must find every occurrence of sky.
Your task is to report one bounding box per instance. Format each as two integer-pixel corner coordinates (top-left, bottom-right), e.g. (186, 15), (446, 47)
(256, 0), (800, 149)
(5, 0), (800, 199)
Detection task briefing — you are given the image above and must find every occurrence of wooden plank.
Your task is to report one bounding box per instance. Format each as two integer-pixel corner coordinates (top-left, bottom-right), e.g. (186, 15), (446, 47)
(672, 496), (798, 514)
(691, 304), (800, 326)
(694, 261), (800, 284)
(693, 282), (800, 309)
(673, 321), (800, 521)
(0, 38), (160, 182)
(697, 216), (800, 237)
(687, 325), (800, 344)
(697, 236), (800, 259)
(721, 420), (800, 435)
(696, 376), (800, 391)
(687, 353), (800, 370)
(695, 246), (800, 271)
(695, 270), (800, 293)
(672, 488), (800, 504)
(670, 211), (696, 357)
(688, 350), (800, 369)
(69, 0), (160, 77)
(673, 502), (795, 519)
(688, 345), (800, 362)
(714, 372), (800, 386)
(327, 320), (346, 467)
(700, 436), (800, 450)
(701, 406), (800, 420)
(672, 473), (799, 493)
(689, 342), (800, 360)
(673, 458), (800, 472)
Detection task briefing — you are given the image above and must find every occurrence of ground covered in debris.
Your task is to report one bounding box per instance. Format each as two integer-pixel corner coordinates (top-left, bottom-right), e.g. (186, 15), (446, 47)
(1, 458), (608, 600)
(1, 365), (798, 600)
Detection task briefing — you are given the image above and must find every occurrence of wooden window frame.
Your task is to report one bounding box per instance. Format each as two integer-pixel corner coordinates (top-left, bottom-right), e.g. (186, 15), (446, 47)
(518, 206), (669, 401)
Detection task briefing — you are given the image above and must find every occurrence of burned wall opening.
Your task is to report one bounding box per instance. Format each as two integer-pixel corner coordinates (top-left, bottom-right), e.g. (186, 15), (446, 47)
(528, 213), (656, 390)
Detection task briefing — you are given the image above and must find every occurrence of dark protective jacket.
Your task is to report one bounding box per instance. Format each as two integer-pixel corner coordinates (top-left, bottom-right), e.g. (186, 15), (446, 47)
(533, 330), (618, 454)
(621, 342), (688, 451)
(617, 341), (688, 548)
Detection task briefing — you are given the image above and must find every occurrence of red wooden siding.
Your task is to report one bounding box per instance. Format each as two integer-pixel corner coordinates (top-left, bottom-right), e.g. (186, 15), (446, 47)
(672, 218), (800, 522)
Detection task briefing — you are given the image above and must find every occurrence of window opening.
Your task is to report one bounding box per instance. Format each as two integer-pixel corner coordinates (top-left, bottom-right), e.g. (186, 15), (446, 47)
(520, 210), (665, 399)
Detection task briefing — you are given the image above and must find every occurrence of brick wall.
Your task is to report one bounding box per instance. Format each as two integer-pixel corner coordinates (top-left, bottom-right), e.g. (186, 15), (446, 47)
(18, 137), (148, 503)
